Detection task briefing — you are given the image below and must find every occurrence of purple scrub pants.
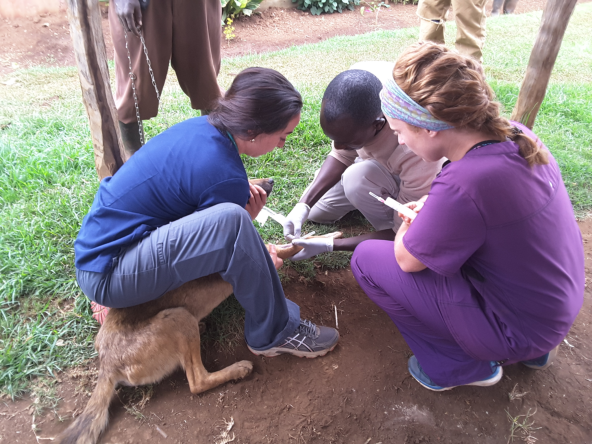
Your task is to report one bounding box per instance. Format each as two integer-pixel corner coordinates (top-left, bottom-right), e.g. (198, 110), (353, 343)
(351, 240), (495, 387)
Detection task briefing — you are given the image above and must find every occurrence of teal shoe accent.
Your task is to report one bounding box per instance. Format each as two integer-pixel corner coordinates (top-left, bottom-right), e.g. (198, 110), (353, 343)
(407, 356), (503, 391)
(521, 345), (559, 370)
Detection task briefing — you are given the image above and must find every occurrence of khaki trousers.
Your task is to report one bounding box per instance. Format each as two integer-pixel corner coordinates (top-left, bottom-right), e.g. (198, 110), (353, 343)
(308, 159), (402, 231)
(109, 0), (222, 123)
(417, 0), (487, 61)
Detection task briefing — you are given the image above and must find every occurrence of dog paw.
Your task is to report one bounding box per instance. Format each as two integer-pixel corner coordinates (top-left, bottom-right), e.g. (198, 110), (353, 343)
(235, 360), (253, 378)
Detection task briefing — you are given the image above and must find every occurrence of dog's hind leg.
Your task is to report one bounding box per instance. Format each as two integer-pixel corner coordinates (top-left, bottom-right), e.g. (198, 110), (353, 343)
(185, 349), (253, 395)
(173, 312), (253, 394)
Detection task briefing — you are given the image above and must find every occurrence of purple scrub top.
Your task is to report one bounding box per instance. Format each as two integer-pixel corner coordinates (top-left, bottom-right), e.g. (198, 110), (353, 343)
(403, 124), (584, 361)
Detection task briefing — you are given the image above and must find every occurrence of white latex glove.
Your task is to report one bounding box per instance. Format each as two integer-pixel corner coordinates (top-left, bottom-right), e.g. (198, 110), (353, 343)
(290, 237), (334, 261)
(283, 202), (311, 240)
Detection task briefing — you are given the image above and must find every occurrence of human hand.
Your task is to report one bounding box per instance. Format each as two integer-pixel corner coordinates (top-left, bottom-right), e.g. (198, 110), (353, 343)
(283, 202), (310, 240)
(267, 244), (284, 270)
(290, 237), (333, 261)
(399, 196), (427, 225)
(245, 183), (267, 220)
(114, 0), (143, 37)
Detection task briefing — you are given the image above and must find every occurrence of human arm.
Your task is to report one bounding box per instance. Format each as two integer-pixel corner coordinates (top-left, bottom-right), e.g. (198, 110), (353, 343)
(113, 0), (143, 36)
(299, 156), (348, 208)
(335, 195), (428, 254)
(394, 224), (425, 273)
(398, 180), (486, 276)
(289, 229), (394, 261)
(334, 229), (394, 251)
(394, 198), (428, 272)
(283, 156), (348, 239)
(290, 194), (429, 260)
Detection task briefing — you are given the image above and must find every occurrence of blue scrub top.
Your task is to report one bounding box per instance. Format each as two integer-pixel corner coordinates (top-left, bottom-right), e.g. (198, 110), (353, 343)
(75, 117), (250, 273)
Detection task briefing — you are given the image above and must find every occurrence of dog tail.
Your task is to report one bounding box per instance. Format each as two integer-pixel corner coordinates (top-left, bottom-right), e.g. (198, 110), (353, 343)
(55, 371), (115, 444)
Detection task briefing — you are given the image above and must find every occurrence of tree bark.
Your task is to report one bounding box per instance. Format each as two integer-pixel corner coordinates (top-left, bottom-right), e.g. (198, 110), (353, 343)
(67, 0), (126, 179)
(510, 0), (577, 129)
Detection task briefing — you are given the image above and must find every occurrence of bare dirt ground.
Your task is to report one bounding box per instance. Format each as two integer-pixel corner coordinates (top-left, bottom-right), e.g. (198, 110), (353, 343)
(1, 0), (591, 77)
(1, 218), (591, 443)
(1, 1), (592, 443)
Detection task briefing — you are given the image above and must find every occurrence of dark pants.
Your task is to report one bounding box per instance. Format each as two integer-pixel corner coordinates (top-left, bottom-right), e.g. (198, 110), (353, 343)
(109, 0), (222, 123)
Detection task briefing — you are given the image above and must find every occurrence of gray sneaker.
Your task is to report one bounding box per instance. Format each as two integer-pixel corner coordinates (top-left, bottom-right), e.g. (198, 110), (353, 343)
(248, 319), (339, 358)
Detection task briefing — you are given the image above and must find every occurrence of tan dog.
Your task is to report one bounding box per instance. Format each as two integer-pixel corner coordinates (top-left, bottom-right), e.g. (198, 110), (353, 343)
(56, 179), (275, 444)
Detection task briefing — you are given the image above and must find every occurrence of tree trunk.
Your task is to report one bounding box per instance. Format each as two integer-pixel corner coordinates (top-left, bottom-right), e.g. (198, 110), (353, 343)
(510, 0), (577, 129)
(67, 0), (126, 179)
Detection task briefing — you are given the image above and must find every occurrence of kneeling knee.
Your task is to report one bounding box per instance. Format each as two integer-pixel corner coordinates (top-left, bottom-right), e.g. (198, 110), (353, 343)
(342, 162), (380, 203)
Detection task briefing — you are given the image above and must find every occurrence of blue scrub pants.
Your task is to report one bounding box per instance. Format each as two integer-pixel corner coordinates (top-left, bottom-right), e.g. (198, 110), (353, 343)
(76, 203), (300, 350)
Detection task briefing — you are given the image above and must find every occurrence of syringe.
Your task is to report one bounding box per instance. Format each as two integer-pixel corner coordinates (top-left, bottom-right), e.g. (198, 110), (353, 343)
(369, 192), (417, 220)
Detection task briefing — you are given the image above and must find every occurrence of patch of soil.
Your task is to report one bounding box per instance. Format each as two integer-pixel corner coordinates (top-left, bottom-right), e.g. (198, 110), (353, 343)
(222, 0), (561, 58)
(2, 0), (591, 78)
(1, 219), (591, 443)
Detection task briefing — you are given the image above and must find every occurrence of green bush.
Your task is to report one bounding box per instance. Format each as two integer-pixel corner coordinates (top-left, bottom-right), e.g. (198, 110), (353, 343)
(293, 0), (360, 15)
(221, 0), (264, 23)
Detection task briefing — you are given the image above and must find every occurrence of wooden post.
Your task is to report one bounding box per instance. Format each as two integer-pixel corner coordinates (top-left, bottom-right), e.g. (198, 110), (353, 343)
(67, 0), (126, 179)
(510, 0), (578, 129)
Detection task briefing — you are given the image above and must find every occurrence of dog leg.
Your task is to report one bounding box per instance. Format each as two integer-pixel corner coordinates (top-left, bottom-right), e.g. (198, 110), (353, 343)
(116, 307), (252, 394)
(179, 317), (253, 394)
(186, 354), (253, 394)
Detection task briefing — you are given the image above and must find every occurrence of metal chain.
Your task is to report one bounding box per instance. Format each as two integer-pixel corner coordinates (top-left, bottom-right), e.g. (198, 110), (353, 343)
(122, 27), (162, 146)
(139, 31), (160, 103)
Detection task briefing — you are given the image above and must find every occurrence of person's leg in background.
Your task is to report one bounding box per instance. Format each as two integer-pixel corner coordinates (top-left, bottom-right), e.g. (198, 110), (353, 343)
(172, 0), (223, 115)
(502, 0), (519, 14)
(351, 240), (496, 387)
(452, 0), (487, 62)
(109, 0), (173, 155)
(417, 0), (452, 46)
(490, 0), (504, 16)
(309, 160), (400, 230)
(77, 203), (300, 350)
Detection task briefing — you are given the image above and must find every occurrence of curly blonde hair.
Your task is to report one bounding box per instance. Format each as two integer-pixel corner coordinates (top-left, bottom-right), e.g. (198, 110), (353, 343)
(393, 42), (548, 168)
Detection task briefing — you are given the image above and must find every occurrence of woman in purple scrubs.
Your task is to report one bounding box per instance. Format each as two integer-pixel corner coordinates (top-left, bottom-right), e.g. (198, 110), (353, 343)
(351, 42), (584, 391)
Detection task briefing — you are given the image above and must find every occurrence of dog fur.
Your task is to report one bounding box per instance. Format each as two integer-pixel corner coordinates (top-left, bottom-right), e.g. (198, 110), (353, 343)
(56, 179), (274, 444)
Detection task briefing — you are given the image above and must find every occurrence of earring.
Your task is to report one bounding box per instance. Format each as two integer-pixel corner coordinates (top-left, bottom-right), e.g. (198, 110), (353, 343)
(250, 139), (255, 143)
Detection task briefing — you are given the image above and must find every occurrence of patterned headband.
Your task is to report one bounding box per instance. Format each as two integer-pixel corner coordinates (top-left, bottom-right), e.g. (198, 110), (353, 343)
(379, 78), (454, 132)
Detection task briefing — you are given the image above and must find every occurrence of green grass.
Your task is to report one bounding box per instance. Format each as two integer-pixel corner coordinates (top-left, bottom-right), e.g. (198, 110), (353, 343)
(1, 3), (591, 397)
(491, 80), (592, 213)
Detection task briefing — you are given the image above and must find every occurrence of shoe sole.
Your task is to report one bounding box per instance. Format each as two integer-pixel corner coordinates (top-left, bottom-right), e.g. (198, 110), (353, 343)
(248, 341), (338, 359)
(413, 380), (455, 392)
(522, 345), (559, 370)
(466, 366), (503, 387)
(413, 366), (503, 392)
